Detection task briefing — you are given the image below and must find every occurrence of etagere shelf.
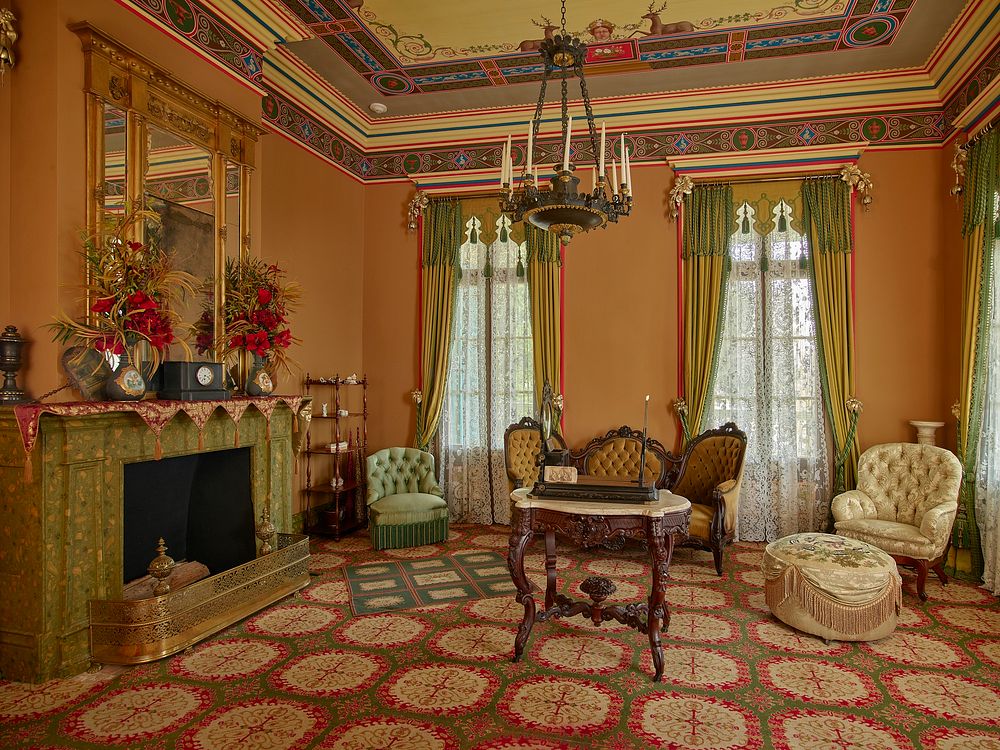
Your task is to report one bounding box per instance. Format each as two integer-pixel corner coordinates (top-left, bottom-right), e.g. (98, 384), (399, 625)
(302, 373), (368, 540)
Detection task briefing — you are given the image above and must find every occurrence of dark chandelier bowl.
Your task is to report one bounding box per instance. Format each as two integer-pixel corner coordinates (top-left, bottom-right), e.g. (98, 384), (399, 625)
(498, 18), (635, 245)
(501, 170), (633, 244)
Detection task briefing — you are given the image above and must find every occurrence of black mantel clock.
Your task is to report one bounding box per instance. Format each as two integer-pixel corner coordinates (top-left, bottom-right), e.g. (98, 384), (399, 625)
(158, 361), (230, 401)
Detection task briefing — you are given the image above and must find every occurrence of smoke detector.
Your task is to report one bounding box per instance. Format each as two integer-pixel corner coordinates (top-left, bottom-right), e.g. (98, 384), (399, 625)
(369, 102), (388, 114)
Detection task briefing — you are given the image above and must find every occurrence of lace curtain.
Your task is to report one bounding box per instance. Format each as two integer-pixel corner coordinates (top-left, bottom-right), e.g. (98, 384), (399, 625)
(706, 201), (830, 541)
(438, 215), (534, 525)
(974, 196), (1000, 593)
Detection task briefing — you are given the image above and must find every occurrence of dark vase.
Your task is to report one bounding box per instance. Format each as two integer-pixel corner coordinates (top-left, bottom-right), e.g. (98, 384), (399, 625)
(104, 342), (146, 401)
(244, 353), (274, 397)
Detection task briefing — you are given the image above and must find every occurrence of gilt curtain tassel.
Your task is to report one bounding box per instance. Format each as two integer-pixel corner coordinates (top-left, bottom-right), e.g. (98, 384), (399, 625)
(741, 215), (751, 234)
(198, 430), (205, 451)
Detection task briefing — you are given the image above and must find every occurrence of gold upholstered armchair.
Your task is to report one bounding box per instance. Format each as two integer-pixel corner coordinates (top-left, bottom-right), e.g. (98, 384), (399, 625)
(831, 443), (961, 601)
(503, 416), (568, 491)
(670, 423), (747, 575)
(571, 425), (671, 487)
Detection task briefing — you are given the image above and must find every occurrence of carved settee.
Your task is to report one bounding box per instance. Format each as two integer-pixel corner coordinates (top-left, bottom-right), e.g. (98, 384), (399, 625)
(569, 425), (671, 487)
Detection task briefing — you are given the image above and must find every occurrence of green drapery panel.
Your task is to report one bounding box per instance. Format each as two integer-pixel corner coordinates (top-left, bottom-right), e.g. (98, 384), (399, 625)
(458, 195), (507, 246)
(681, 184), (733, 437)
(951, 128), (1000, 579)
(416, 198), (462, 450)
(802, 177), (860, 492)
(524, 224), (562, 408)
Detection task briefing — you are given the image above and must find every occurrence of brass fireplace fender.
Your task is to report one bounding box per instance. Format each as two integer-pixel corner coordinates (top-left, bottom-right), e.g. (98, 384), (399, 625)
(89, 534), (309, 665)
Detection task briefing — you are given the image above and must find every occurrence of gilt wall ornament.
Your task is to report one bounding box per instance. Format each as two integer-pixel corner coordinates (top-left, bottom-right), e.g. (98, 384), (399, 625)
(950, 143), (967, 197)
(839, 164), (874, 209)
(667, 175), (694, 221)
(407, 191), (429, 232)
(0, 8), (16, 82)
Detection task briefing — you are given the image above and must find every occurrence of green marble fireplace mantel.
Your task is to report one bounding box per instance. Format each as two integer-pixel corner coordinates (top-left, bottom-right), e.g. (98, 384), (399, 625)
(0, 401), (299, 683)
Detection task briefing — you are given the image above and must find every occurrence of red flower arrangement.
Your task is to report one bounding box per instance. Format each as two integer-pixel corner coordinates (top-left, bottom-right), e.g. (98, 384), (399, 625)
(49, 207), (195, 370)
(196, 257), (300, 376)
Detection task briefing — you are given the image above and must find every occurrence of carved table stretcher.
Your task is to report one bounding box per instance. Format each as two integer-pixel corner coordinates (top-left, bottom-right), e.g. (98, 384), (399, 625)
(507, 487), (691, 682)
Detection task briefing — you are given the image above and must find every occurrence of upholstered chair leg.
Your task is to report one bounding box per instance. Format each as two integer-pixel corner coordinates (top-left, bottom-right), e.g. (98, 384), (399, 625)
(915, 560), (929, 601)
(712, 544), (724, 576)
(932, 562), (949, 586)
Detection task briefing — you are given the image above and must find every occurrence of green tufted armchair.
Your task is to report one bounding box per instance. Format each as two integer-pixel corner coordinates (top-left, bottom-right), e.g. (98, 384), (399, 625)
(366, 447), (449, 550)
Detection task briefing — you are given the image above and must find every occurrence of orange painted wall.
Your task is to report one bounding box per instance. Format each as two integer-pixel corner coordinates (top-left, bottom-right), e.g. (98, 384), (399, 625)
(362, 182), (420, 452)
(854, 148), (960, 451)
(362, 151), (962, 459)
(260, 134), (364, 387)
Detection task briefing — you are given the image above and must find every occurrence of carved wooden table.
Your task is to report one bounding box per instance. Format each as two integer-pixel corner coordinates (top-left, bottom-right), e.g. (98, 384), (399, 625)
(507, 487), (691, 682)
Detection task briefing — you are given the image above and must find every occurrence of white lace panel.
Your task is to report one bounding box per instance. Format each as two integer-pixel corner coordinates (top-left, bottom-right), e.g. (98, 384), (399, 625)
(439, 215), (534, 525)
(707, 201), (830, 542)
(974, 193), (1000, 593)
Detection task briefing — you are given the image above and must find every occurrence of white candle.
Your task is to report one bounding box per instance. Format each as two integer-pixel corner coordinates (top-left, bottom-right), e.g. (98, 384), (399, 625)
(563, 115), (572, 172)
(624, 146), (631, 191)
(591, 166), (596, 192)
(526, 122), (533, 173)
(506, 134), (512, 184)
(499, 139), (506, 187)
(611, 158), (619, 195)
(533, 167), (539, 185)
(599, 121), (606, 178)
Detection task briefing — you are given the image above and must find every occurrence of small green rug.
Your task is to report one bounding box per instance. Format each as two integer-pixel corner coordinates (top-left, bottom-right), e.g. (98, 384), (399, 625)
(344, 550), (516, 614)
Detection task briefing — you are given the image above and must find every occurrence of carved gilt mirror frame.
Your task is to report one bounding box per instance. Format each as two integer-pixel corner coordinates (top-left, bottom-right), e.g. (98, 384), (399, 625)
(72, 23), (261, 362)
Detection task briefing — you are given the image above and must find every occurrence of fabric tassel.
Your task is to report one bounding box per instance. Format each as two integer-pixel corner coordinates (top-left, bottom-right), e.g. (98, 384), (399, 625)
(23, 452), (33, 483)
(777, 211), (788, 233)
(293, 413), (299, 432)
(765, 566), (901, 637)
(198, 430), (205, 451)
(234, 424), (241, 447)
(741, 215), (750, 234)
(516, 252), (525, 277)
(154, 437), (163, 460)
(266, 420), (271, 440)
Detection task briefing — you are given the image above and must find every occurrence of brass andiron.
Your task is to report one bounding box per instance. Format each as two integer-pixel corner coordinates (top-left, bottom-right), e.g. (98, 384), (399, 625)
(147, 538), (175, 596)
(256, 504), (276, 555)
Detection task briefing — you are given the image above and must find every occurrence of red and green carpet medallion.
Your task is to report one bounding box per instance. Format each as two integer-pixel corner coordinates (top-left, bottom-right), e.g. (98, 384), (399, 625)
(2, 525), (999, 749)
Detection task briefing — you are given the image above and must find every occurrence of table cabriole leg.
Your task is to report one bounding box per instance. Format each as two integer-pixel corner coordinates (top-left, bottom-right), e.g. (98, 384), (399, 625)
(507, 507), (535, 662)
(544, 530), (558, 611)
(647, 517), (669, 682)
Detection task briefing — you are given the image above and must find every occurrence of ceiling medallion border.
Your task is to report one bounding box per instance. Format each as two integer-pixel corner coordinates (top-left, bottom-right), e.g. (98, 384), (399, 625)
(116, 0), (998, 183)
(292, 0), (911, 99)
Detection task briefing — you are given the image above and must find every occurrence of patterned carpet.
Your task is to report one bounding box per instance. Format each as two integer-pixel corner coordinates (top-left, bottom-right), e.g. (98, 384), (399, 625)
(2, 525), (1000, 749)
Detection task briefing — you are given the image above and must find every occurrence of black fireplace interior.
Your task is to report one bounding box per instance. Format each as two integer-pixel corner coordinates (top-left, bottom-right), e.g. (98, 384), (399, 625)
(123, 448), (255, 583)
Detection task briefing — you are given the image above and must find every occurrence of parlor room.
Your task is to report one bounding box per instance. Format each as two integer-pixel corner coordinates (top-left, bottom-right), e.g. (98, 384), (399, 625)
(1, 0), (999, 748)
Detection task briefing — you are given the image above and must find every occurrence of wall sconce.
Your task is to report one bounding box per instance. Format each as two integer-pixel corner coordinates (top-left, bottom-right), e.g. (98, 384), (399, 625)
(0, 9), (16, 81)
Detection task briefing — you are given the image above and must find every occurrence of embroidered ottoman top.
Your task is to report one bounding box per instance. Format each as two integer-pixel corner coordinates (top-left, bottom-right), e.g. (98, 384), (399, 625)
(763, 532), (901, 605)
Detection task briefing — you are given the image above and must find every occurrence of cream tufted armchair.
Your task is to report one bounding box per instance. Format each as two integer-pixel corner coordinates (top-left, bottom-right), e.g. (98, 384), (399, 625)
(831, 443), (962, 601)
(366, 447), (449, 550)
(670, 423), (747, 575)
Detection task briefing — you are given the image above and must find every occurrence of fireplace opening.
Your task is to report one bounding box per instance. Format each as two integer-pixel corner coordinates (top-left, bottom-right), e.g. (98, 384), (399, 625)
(123, 448), (254, 585)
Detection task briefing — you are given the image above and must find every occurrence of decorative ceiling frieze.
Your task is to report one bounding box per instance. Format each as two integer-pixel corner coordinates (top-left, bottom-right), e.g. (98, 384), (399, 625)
(118, 0), (999, 183)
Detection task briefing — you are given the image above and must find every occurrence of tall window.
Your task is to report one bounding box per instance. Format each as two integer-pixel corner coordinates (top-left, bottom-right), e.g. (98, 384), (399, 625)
(707, 201), (830, 541)
(439, 214), (534, 524)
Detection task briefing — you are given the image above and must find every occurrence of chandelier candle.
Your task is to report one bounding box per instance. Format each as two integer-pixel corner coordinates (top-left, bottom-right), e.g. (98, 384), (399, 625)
(498, 0), (634, 244)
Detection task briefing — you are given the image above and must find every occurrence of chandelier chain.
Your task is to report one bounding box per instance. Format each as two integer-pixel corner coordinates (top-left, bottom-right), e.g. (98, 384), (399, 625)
(577, 62), (601, 167)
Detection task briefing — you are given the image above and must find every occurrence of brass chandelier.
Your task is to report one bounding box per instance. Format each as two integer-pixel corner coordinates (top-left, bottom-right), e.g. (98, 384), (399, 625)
(499, 0), (633, 244)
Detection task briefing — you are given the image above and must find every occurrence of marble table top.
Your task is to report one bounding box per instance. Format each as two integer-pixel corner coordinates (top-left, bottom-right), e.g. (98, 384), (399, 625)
(511, 487), (691, 518)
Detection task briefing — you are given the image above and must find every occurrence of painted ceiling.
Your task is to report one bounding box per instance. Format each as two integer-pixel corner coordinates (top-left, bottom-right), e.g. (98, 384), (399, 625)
(277, 0), (966, 117)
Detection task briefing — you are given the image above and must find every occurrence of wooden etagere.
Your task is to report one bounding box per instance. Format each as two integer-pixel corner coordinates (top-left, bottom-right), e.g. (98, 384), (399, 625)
(302, 373), (368, 540)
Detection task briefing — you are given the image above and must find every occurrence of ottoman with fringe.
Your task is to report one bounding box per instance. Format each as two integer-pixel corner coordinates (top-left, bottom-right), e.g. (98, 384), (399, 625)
(762, 532), (902, 642)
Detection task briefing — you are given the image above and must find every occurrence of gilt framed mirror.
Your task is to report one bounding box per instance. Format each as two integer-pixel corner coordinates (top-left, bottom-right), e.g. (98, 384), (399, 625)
(74, 23), (259, 364)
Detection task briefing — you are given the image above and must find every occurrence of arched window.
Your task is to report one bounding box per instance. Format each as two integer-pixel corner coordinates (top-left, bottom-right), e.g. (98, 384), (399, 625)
(439, 214), (534, 524)
(707, 200), (830, 540)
